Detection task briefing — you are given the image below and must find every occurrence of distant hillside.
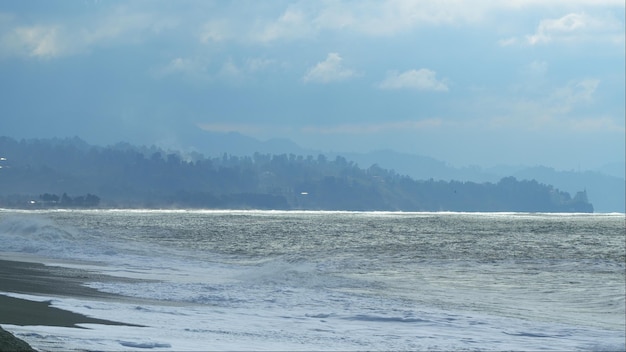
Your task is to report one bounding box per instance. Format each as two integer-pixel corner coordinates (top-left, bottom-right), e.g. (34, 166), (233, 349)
(331, 150), (624, 213)
(165, 130), (623, 212)
(512, 167), (624, 213)
(0, 136), (593, 212)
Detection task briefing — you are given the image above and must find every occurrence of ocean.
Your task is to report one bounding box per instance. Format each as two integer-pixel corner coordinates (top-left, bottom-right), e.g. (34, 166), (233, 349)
(1, 209), (624, 351)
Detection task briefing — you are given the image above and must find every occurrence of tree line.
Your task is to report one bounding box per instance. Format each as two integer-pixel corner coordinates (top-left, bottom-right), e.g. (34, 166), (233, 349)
(0, 136), (593, 212)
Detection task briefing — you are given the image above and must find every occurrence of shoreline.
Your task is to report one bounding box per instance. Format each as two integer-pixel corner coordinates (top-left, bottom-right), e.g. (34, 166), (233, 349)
(0, 326), (35, 352)
(3, 207), (622, 215)
(0, 259), (148, 351)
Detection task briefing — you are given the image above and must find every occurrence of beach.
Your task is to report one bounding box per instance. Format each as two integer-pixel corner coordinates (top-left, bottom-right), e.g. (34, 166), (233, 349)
(0, 258), (144, 351)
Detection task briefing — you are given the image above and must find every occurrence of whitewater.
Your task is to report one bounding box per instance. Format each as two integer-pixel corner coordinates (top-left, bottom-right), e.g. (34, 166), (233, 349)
(0, 209), (624, 351)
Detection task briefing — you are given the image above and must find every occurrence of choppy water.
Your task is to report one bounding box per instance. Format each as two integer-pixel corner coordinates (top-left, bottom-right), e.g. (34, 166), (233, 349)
(1, 210), (624, 351)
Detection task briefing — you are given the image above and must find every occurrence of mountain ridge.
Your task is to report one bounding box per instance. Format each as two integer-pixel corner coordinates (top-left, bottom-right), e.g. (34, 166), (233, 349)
(167, 130), (624, 212)
(0, 135), (597, 213)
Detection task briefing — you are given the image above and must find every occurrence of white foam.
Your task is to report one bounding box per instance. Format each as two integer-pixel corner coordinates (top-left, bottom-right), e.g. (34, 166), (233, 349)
(1, 210), (623, 351)
(3, 289), (624, 352)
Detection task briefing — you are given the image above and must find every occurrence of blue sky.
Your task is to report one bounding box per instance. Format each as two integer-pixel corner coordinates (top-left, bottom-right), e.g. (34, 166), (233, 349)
(0, 0), (624, 169)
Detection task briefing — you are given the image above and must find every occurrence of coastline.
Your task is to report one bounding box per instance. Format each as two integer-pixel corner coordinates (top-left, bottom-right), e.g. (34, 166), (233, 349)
(0, 326), (35, 352)
(0, 259), (145, 351)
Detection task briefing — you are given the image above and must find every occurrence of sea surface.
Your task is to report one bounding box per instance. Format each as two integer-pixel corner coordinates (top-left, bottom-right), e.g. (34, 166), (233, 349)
(0, 209), (624, 351)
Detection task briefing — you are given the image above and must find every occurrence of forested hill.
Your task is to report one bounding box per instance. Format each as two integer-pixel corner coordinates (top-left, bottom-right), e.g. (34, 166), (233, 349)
(0, 136), (593, 212)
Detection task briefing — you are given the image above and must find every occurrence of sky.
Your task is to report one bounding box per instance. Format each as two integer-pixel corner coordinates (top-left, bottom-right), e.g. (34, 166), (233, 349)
(0, 0), (624, 169)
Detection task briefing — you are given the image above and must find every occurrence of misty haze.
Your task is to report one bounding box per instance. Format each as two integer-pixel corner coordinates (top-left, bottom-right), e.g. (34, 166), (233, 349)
(0, 1), (624, 351)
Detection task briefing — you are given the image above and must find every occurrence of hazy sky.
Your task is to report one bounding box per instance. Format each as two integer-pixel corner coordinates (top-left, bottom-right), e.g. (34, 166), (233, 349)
(1, 0), (624, 169)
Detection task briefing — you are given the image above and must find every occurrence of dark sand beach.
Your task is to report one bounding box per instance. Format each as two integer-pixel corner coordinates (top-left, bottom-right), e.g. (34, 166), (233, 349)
(0, 259), (145, 351)
(0, 326), (35, 352)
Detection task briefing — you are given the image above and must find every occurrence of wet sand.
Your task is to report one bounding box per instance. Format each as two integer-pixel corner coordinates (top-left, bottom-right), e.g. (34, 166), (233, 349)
(0, 258), (148, 326)
(0, 258), (145, 351)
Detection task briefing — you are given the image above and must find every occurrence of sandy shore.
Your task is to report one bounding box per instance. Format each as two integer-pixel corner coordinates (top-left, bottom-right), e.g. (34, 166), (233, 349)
(0, 258), (146, 351)
(0, 259), (146, 326)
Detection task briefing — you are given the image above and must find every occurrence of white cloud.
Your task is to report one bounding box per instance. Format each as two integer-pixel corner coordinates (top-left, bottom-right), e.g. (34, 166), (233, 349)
(0, 6), (177, 59)
(502, 0), (624, 9)
(154, 56), (210, 81)
(502, 12), (625, 46)
(249, 1), (487, 41)
(343, 0), (485, 35)
(82, 11), (162, 45)
(249, 0), (624, 41)
(378, 69), (449, 92)
(550, 79), (600, 113)
(200, 20), (231, 43)
(5, 2), (621, 59)
(302, 53), (357, 84)
(528, 13), (586, 44)
(218, 59), (246, 84)
(2, 25), (64, 58)
(472, 77), (618, 135)
(252, 7), (313, 43)
(190, 0), (625, 44)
